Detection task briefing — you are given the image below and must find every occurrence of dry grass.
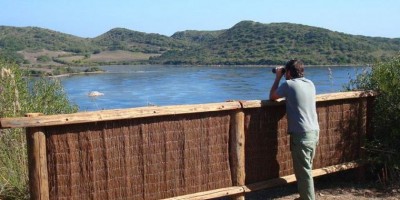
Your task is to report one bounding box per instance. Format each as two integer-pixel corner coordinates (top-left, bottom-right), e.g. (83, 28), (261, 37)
(19, 49), (161, 66)
(57, 55), (85, 62)
(18, 49), (69, 66)
(87, 50), (160, 62)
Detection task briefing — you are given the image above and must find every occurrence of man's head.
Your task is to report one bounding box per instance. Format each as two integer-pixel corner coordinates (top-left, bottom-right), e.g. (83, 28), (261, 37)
(284, 59), (304, 79)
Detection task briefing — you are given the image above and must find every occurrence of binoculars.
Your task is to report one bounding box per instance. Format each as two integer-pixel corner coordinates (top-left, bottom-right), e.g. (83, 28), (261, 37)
(272, 67), (286, 74)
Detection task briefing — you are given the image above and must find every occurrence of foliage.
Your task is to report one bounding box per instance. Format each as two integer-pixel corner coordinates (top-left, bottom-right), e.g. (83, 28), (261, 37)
(52, 66), (79, 75)
(0, 50), (26, 65)
(0, 26), (96, 54)
(345, 55), (400, 184)
(0, 59), (78, 199)
(1, 21), (400, 66)
(171, 30), (224, 43)
(153, 21), (400, 65)
(91, 28), (190, 53)
(36, 55), (51, 62)
(84, 67), (103, 73)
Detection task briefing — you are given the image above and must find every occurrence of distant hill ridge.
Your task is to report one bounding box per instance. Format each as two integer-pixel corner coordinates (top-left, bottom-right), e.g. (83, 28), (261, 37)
(0, 20), (399, 66)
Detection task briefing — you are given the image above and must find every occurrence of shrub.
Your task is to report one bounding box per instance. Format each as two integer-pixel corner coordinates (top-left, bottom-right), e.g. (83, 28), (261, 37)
(84, 67), (103, 73)
(36, 55), (51, 63)
(0, 59), (78, 199)
(345, 55), (400, 184)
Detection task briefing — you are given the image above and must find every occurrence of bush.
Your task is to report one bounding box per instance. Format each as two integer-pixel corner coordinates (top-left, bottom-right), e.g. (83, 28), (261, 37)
(84, 67), (103, 73)
(0, 59), (78, 199)
(36, 55), (51, 63)
(345, 55), (400, 184)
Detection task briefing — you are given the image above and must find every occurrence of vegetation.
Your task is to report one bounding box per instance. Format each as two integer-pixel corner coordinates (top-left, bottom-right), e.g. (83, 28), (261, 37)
(92, 28), (190, 53)
(153, 21), (400, 65)
(171, 29), (224, 43)
(0, 59), (78, 199)
(345, 55), (400, 185)
(0, 21), (399, 67)
(84, 66), (104, 73)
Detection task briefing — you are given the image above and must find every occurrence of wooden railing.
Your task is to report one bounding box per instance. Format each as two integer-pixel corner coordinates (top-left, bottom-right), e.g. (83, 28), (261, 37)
(0, 91), (376, 200)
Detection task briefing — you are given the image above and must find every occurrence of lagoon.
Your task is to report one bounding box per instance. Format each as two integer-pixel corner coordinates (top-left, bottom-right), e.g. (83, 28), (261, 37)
(59, 65), (366, 111)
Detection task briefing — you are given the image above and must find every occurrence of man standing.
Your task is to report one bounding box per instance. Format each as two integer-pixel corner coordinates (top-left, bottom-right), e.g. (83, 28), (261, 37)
(269, 59), (320, 200)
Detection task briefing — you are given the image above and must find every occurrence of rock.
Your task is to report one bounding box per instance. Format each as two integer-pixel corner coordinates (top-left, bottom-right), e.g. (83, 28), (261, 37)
(88, 91), (104, 97)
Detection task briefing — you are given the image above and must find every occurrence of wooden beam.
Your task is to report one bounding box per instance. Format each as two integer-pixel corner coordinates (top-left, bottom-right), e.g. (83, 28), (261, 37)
(243, 161), (361, 192)
(241, 91), (377, 108)
(162, 186), (244, 200)
(229, 110), (245, 200)
(26, 113), (49, 200)
(165, 161), (361, 199)
(0, 101), (242, 128)
(0, 91), (376, 128)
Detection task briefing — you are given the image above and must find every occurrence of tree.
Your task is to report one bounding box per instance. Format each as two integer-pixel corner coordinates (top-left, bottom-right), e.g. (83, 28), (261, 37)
(345, 55), (400, 184)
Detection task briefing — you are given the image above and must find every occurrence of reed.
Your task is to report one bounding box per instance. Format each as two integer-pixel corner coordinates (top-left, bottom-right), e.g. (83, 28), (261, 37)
(0, 59), (78, 199)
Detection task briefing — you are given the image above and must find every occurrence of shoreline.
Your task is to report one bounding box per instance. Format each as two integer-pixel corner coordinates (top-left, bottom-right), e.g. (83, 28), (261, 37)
(49, 71), (106, 78)
(25, 64), (370, 78)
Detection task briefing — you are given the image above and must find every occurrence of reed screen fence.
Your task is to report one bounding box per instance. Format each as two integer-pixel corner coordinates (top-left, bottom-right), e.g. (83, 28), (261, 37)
(0, 91), (376, 200)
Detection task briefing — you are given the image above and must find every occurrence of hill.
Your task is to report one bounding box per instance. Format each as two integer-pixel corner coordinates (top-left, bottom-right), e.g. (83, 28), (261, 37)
(171, 30), (224, 44)
(0, 21), (399, 67)
(0, 26), (94, 52)
(152, 21), (400, 65)
(92, 28), (190, 53)
(0, 26), (98, 64)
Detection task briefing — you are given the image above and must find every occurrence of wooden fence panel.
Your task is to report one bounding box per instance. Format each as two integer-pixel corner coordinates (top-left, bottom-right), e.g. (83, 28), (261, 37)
(0, 91), (376, 199)
(44, 112), (233, 200)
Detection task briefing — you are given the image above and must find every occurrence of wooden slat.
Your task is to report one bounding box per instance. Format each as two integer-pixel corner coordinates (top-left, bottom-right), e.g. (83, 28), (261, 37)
(165, 161), (361, 199)
(162, 186), (244, 200)
(0, 101), (241, 128)
(241, 91), (377, 108)
(243, 161), (361, 192)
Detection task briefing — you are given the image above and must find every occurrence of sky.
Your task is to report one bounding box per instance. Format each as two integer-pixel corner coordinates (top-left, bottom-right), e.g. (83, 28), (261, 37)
(1, 0), (399, 38)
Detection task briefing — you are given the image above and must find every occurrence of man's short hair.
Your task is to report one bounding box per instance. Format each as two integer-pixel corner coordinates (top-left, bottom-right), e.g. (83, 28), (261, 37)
(285, 59), (304, 78)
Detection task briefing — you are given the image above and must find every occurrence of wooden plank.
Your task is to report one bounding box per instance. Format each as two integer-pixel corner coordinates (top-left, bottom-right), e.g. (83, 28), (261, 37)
(243, 161), (361, 192)
(315, 90), (377, 102)
(0, 101), (242, 128)
(26, 115), (49, 200)
(165, 161), (361, 199)
(162, 186), (244, 200)
(230, 110), (246, 200)
(0, 91), (376, 128)
(241, 91), (377, 108)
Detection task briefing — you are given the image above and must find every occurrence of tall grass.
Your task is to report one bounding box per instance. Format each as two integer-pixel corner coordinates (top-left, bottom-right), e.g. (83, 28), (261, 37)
(0, 59), (78, 199)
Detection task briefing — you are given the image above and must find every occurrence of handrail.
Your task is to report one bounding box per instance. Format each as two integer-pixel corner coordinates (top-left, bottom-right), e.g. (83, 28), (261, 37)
(0, 91), (376, 129)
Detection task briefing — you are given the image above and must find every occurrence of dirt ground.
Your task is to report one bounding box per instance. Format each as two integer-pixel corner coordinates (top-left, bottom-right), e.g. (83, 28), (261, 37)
(238, 170), (400, 200)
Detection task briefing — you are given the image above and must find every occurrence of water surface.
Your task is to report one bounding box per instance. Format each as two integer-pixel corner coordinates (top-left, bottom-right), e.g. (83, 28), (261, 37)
(60, 65), (365, 111)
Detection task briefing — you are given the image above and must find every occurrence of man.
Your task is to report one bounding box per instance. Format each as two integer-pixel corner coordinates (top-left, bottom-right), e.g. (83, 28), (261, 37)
(269, 59), (320, 200)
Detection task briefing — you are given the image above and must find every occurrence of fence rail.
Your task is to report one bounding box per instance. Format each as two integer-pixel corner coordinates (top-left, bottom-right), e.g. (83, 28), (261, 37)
(0, 91), (376, 200)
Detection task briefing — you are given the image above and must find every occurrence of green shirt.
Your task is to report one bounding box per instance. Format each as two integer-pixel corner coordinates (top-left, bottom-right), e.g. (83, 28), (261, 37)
(277, 77), (319, 133)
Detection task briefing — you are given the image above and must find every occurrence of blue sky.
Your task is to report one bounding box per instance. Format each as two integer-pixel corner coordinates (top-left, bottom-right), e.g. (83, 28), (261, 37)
(1, 0), (399, 38)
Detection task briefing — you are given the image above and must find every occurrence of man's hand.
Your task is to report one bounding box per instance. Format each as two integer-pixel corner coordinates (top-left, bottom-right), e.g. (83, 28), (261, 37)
(269, 66), (284, 100)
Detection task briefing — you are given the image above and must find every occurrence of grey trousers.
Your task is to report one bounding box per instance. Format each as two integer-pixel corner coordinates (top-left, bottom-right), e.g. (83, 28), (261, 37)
(290, 130), (319, 200)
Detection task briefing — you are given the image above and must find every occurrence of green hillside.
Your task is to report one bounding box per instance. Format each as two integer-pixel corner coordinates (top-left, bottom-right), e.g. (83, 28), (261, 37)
(0, 26), (95, 52)
(0, 21), (399, 66)
(152, 21), (400, 65)
(171, 30), (224, 44)
(92, 28), (190, 53)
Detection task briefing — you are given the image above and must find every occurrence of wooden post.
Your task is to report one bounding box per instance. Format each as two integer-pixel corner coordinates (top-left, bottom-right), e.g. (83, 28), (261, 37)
(355, 98), (368, 182)
(230, 110), (245, 200)
(25, 113), (49, 200)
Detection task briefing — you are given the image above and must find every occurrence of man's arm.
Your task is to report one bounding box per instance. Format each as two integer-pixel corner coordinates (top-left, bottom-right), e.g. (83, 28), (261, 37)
(269, 68), (284, 100)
